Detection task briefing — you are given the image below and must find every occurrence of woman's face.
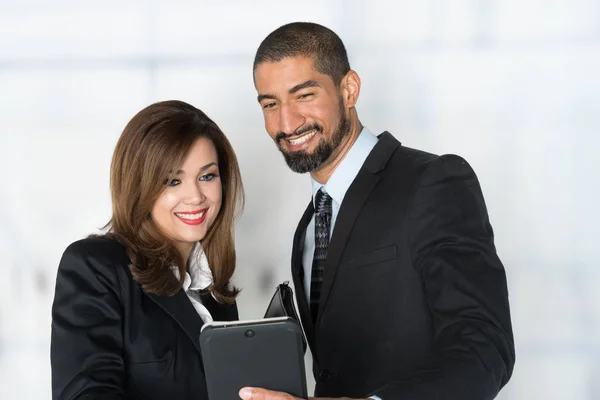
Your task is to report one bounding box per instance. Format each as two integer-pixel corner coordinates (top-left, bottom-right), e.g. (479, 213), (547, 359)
(151, 137), (223, 258)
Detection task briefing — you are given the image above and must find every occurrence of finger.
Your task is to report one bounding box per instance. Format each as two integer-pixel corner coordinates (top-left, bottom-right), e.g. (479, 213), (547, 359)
(239, 387), (297, 400)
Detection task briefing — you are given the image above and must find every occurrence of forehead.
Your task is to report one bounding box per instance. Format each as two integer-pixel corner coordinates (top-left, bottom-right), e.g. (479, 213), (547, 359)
(254, 56), (333, 93)
(181, 137), (217, 165)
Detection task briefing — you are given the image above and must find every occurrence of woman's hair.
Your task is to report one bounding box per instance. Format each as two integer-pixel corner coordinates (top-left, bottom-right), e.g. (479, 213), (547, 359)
(102, 100), (244, 304)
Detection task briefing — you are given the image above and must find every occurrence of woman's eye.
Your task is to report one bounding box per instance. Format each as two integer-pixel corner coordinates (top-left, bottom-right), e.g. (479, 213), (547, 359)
(167, 178), (181, 187)
(200, 173), (217, 182)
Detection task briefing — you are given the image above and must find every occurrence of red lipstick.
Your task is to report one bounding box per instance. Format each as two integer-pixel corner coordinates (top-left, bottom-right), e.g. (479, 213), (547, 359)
(175, 209), (208, 226)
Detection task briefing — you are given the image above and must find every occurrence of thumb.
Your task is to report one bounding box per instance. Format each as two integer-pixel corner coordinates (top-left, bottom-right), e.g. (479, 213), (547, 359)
(239, 387), (294, 400)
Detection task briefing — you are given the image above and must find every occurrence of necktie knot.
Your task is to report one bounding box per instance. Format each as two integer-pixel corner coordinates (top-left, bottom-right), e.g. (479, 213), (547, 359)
(315, 188), (332, 216)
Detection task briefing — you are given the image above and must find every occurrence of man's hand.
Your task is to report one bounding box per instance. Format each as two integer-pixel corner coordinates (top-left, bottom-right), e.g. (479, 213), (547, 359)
(239, 387), (368, 400)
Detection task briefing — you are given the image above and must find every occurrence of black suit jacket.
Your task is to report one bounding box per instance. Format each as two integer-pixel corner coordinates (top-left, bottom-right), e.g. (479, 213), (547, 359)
(51, 237), (238, 400)
(291, 132), (515, 399)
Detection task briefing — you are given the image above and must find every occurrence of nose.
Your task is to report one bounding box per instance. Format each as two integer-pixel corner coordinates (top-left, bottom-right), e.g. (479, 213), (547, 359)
(183, 181), (205, 205)
(279, 103), (305, 135)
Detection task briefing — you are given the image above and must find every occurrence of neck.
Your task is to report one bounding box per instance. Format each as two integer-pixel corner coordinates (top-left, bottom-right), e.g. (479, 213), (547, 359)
(175, 242), (195, 268)
(311, 113), (363, 184)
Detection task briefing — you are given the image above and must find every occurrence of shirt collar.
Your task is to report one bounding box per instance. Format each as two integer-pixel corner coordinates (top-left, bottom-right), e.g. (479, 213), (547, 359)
(171, 242), (213, 292)
(311, 126), (379, 206)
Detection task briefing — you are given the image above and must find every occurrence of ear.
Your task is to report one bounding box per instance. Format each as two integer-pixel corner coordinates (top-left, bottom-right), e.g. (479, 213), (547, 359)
(340, 70), (361, 109)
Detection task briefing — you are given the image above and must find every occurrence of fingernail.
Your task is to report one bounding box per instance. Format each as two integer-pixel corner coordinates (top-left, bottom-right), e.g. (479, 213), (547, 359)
(239, 387), (252, 399)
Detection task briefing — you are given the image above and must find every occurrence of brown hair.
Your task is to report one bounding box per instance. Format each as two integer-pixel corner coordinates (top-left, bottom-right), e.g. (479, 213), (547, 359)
(103, 100), (244, 304)
(253, 22), (351, 86)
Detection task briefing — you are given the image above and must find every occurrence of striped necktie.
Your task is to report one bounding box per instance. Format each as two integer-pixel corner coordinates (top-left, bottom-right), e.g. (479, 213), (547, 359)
(310, 188), (332, 323)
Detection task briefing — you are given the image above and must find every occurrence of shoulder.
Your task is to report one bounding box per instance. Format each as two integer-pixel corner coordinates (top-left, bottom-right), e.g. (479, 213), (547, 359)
(375, 131), (438, 174)
(416, 153), (477, 185)
(394, 144), (439, 168)
(63, 235), (129, 262)
(374, 133), (479, 191)
(58, 236), (130, 287)
(383, 135), (474, 181)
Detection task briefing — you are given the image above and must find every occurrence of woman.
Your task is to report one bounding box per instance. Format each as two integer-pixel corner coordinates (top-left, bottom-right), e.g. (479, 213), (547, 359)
(51, 100), (244, 399)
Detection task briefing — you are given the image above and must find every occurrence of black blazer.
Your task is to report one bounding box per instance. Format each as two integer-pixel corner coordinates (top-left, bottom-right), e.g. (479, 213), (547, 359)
(291, 132), (515, 399)
(50, 237), (238, 400)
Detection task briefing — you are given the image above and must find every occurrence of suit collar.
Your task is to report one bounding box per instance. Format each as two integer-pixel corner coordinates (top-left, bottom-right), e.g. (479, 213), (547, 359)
(199, 292), (238, 322)
(292, 200), (314, 276)
(363, 131), (400, 173)
(146, 289), (238, 357)
(147, 290), (205, 355)
(292, 200), (316, 354)
(293, 131), (401, 352)
(309, 126), (379, 207)
(317, 132), (400, 323)
(148, 244), (216, 355)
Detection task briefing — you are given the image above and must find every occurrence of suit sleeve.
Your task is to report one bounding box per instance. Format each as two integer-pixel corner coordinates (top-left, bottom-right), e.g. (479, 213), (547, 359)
(372, 155), (515, 400)
(51, 241), (128, 400)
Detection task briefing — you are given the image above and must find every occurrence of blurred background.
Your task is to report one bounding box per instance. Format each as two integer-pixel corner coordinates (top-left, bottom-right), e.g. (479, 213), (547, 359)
(1, 0), (599, 398)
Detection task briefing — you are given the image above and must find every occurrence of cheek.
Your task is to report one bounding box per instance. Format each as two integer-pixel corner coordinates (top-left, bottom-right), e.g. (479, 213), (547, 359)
(151, 192), (179, 221)
(208, 185), (223, 215)
(296, 103), (331, 130)
(264, 114), (279, 137)
(314, 103), (338, 128)
(213, 190), (223, 212)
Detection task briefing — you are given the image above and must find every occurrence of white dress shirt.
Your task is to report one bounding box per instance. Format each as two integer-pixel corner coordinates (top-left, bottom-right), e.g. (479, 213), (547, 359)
(302, 126), (379, 303)
(171, 242), (214, 324)
(301, 127), (381, 400)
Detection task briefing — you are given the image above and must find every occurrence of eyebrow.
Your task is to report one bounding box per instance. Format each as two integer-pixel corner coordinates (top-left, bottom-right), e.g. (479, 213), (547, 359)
(173, 162), (217, 175)
(257, 80), (321, 103)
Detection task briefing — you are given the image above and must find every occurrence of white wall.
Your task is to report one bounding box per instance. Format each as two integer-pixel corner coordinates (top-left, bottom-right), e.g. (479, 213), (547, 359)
(1, 1), (599, 398)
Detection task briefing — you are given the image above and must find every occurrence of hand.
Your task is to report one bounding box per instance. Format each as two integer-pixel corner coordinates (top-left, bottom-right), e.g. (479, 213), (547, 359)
(239, 387), (368, 400)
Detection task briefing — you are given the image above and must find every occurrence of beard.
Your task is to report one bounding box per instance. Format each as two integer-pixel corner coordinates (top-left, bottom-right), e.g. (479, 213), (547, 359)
(275, 100), (350, 174)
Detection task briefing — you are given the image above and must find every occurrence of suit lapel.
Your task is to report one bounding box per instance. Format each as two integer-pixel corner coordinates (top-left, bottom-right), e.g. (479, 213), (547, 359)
(292, 200), (316, 352)
(316, 171), (380, 325)
(317, 132), (400, 325)
(290, 131), (400, 350)
(147, 290), (204, 355)
(199, 292), (239, 322)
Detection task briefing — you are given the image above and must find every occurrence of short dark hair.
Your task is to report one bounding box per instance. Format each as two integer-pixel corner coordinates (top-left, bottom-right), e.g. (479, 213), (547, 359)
(253, 22), (351, 85)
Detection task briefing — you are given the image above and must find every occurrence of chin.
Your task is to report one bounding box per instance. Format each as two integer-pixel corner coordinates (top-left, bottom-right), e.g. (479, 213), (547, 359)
(179, 231), (208, 244)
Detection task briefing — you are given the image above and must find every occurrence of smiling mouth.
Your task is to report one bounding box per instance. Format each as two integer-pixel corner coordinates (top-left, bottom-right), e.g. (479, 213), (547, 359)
(174, 209), (208, 225)
(287, 130), (317, 146)
(175, 210), (206, 219)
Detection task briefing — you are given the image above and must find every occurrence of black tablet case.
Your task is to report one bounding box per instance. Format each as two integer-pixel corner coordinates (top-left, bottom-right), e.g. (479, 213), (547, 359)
(199, 317), (308, 400)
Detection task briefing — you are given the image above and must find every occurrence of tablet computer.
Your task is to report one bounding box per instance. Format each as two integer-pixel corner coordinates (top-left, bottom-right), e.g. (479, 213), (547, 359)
(199, 316), (307, 400)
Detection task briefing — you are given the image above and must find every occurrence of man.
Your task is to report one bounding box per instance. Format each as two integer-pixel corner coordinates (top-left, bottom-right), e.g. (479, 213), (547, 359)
(240, 22), (514, 400)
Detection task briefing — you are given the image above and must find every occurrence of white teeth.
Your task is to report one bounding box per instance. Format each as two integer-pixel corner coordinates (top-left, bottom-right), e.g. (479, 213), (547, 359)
(175, 210), (205, 220)
(288, 130), (316, 145)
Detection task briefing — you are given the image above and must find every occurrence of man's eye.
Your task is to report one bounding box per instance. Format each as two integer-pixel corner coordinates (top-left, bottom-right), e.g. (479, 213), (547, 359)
(298, 93), (313, 99)
(263, 102), (276, 109)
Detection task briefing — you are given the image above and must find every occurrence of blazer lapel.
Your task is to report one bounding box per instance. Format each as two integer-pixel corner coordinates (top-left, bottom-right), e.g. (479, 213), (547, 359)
(199, 292), (239, 322)
(147, 290), (204, 355)
(292, 200), (316, 351)
(317, 132), (400, 325)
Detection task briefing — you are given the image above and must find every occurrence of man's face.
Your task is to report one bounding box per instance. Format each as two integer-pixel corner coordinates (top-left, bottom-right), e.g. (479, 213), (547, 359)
(254, 56), (350, 173)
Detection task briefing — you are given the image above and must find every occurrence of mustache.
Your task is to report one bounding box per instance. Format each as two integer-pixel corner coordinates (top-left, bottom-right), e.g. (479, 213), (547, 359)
(275, 123), (322, 143)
